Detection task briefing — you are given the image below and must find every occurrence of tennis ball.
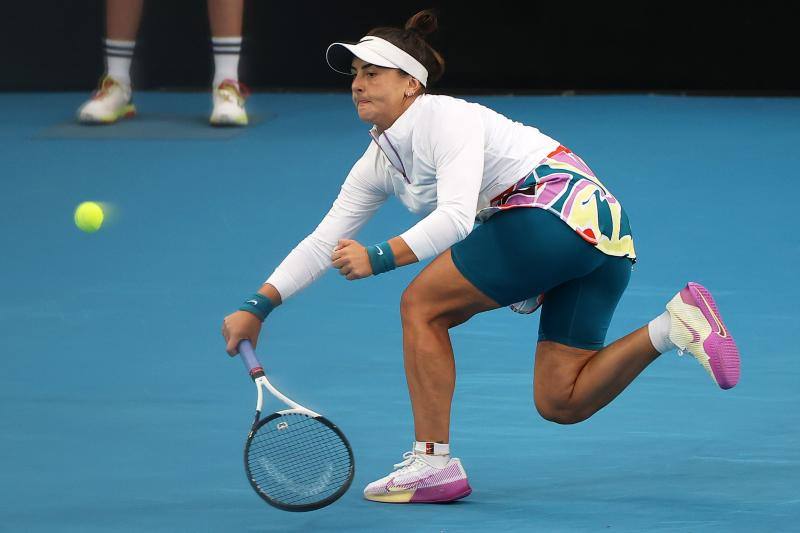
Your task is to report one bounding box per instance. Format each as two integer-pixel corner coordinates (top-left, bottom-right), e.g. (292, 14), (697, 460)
(74, 201), (104, 233)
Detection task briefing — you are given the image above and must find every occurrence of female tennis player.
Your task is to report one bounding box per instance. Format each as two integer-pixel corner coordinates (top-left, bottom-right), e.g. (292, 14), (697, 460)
(222, 10), (741, 504)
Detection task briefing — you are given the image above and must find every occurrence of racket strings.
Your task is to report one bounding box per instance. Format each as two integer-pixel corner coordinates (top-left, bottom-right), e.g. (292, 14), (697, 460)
(249, 454), (352, 488)
(246, 413), (352, 507)
(248, 430), (350, 474)
(248, 419), (345, 456)
(248, 429), (348, 468)
(248, 432), (350, 502)
(248, 420), (349, 476)
(261, 468), (353, 503)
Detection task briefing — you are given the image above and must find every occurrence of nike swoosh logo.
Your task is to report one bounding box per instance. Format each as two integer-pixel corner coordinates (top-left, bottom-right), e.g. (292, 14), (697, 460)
(676, 316), (701, 344)
(246, 300), (258, 305)
(696, 291), (727, 337)
(384, 470), (439, 493)
(376, 246), (384, 256)
(386, 480), (424, 492)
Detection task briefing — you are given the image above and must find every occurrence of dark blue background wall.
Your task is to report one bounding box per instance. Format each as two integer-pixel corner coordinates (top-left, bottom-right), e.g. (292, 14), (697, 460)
(1, 1), (796, 93)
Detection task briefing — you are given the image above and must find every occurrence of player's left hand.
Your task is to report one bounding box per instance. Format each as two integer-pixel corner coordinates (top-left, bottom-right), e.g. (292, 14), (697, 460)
(331, 239), (373, 280)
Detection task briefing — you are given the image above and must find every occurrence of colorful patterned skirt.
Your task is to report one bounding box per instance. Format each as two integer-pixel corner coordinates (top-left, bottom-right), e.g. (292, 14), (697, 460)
(477, 145), (636, 262)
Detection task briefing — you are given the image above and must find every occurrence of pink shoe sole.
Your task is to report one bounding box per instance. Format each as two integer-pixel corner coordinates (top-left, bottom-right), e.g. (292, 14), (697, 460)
(410, 478), (472, 503)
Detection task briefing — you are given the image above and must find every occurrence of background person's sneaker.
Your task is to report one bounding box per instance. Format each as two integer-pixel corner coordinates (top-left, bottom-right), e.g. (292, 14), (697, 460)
(210, 79), (249, 126)
(77, 76), (135, 124)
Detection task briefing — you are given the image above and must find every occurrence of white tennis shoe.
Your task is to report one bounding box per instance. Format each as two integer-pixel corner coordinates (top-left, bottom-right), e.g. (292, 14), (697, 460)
(363, 451), (472, 503)
(77, 76), (135, 124)
(210, 79), (249, 126)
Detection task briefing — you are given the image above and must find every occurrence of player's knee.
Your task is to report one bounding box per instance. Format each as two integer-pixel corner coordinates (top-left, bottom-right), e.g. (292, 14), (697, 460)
(536, 405), (588, 425)
(400, 285), (420, 318)
(534, 394), (590, 425)
(400, 284), (436, 324)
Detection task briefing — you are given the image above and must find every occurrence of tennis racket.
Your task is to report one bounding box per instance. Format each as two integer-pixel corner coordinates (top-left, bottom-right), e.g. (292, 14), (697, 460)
(237, 340), (354, 511)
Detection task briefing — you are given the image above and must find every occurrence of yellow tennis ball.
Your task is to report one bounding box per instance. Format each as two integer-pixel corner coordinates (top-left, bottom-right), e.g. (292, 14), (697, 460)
(74, 201), (104, 233)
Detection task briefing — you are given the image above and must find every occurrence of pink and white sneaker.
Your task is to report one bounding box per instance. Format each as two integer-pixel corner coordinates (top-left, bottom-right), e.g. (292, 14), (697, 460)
(666, 282), (741, 389)
(363, 451), (472, 503)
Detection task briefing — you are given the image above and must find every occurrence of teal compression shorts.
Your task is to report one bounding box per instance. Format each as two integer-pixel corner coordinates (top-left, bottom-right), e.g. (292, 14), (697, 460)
(450, 208), (632, 350)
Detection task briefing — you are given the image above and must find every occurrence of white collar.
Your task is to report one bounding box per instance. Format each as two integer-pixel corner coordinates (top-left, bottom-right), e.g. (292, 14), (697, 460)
(369, 96), (426, 180)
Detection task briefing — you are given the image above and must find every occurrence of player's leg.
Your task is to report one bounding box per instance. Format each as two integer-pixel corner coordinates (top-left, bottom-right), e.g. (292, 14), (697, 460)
(363, 247), (497, 503)
(401, 249), (500, 443)
(364, 208), (596, 504)
(530, 252), (645, 423)
(77, 0), (143, 123)
(533, 261), (741, 424)
(207, 0), (248, 126)
(534, 333), (660, 424)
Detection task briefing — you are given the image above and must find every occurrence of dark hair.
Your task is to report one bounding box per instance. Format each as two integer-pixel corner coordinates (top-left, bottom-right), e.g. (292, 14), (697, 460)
(367, 9), (445, 89)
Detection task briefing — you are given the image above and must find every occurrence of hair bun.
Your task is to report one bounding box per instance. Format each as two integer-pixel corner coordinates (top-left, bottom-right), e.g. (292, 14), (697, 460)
(404, 9), (438, 37)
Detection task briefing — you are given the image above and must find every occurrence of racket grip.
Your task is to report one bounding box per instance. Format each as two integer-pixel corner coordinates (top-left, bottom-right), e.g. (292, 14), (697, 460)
(238, 340), (265, 379)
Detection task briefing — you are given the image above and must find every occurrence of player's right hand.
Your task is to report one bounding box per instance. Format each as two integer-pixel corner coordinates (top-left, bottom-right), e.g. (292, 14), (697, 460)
(222, 310), (263, 356)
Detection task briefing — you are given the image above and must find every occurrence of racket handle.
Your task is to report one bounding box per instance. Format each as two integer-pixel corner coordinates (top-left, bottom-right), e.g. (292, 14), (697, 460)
(238, 340), (265, 379)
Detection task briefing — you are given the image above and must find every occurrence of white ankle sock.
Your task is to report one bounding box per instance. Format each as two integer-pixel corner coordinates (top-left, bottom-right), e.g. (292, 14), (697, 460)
(648, 310), (676, 353)
(414, 441), (450, 468)
(104, 39), (134, 87)
(212, 36), (242, 87)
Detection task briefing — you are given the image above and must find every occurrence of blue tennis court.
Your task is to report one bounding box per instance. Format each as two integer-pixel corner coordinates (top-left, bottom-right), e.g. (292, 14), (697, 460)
(1, 92), (798, 532)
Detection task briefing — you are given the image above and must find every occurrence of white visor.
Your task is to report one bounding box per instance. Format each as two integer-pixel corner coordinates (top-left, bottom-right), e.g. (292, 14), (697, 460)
(326, 36), (429, 87)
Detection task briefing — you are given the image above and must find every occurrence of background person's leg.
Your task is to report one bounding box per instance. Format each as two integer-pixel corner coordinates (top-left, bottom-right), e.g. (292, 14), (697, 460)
(77, 0), (143, 123)
(207, 0), (247, 125)
(106, 0), (145, 42)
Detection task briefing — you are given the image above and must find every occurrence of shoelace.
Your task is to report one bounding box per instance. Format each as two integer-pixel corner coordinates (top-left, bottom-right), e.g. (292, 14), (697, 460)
(92, 76), (117, 100)
(217, 79), (251, 104)
(392, 451), (427, 474)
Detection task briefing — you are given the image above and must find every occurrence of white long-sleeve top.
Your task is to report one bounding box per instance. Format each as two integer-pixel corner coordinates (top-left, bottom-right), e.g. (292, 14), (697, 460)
(266, 94), (560, 300)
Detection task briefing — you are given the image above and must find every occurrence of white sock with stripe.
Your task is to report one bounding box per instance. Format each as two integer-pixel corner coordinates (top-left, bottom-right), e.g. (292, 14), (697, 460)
(648, 310), (676, 353)
(104, 39), (134, 87)
(212, 36), (242, 87)
(414, 441), (450, 468)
